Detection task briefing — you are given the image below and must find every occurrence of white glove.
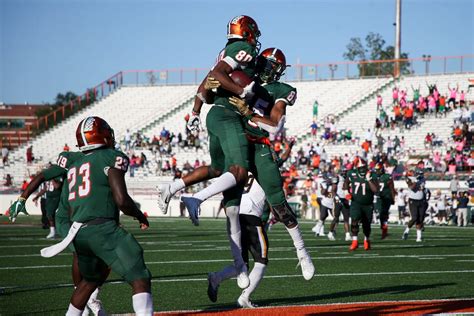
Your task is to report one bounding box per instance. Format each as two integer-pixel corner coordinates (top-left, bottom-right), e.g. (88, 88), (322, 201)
(239, 81), (255, 100)
(187, 113), (201, 132)
(366, 172), (372, 181)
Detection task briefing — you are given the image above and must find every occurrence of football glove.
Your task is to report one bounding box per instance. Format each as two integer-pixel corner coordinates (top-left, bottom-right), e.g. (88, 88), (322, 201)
(9, 197), (28, 223)
(229, 96), (253, 117)
(204, 76), (221, 90)
(239, 81), (255, 100)
(187, 112), (201, 132)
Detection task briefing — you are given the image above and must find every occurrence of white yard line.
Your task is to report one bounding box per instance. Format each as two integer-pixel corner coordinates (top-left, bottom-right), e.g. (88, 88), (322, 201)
(2, 254), (474, 270)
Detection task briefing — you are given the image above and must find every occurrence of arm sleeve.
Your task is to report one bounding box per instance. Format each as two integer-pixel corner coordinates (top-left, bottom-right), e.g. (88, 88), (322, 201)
(42, 165), (66, 180)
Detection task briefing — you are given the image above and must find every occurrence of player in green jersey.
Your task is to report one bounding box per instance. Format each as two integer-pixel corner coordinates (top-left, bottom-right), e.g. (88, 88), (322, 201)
(344, 159), (379, 251)
(159, 48), (315, 281)
(32, 175), (62, 238)
(9, 150), (108, 315)
(64, 116), (152, 316)
(374, 162), (396, 239)
(180, 15), (262, 227)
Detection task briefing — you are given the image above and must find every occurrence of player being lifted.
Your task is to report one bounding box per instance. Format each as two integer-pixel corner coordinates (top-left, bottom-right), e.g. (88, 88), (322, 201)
(344, 159), (379, 251)
(65, 117), (153, 316)
(373, 162), (396, 239)
(9, 149), (107, 315)
(159, 47), (315, 280)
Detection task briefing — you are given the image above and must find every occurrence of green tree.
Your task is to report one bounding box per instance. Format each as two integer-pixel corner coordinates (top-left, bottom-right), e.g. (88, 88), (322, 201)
(54, 91), (78, 106)
(343, 32), (411, 77)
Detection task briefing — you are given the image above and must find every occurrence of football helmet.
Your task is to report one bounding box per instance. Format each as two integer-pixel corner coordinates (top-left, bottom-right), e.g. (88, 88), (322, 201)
(257, 48), (287, 83)
(227, 15), (261, 50)
(374, 162), (385, 175)
(76, 116), (115, 151)
(356, 159), (368, 176)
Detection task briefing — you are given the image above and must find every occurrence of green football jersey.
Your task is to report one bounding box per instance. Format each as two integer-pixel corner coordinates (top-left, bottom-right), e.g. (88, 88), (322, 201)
(42, 151), (85, 220)
(45, 177), (62, 199)
(213, 41), (258, 111)
(347, 170), (377, 205)
(67, 148), (129, 223)
(245, 82), (297, 138)
(377, 173), (393, 200)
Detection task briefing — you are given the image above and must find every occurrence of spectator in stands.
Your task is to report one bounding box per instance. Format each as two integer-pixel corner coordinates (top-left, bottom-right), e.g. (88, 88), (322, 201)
(310, 120), (318, 139)
(447, 83), (459, 107)
(4, 174), (12, 187)
(63, 143), (70, 152)
(2, 146), (9, 166)
(26, 145), (34, 164)
(392, 87), (399, 104)
(376, 94), (382, 110)
(313, 100), (319, 120)
(124, 129), (131, 151)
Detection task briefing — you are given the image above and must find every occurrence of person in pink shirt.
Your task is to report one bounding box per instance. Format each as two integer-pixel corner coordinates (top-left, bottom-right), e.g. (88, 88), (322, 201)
(459, 90), (466, 106)
(433, 151), (441, 170)
(448, 83), (459, 107)
(428, 95), (436, 116)
(376, 95), (383, 110)
(455, 139), (465, 152)
(392, 87), (399, 104)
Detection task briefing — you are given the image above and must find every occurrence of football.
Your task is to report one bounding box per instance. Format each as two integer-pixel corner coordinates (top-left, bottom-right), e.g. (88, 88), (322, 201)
(229, 70), (253, 88)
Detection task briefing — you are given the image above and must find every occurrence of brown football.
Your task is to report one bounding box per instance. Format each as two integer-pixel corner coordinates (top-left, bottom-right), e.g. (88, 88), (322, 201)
(229, 70), (253, 88)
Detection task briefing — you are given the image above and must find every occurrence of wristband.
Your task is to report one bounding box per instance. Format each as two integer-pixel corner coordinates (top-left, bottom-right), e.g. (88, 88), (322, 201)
(18, 197), (27, 202)
(192, 110), (200, 116)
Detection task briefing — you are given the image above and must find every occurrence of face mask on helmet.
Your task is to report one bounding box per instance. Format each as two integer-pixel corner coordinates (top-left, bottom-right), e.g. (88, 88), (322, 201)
(257, 48), (287, 83)
(357, 166), (368, 176)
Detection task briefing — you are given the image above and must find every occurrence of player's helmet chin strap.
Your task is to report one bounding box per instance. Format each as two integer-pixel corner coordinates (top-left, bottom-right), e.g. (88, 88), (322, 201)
(256, 115), (286, 134)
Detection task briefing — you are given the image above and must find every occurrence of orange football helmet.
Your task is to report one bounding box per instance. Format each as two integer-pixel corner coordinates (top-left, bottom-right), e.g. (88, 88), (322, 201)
(374, 162), (385, 175)
(227, 15), (261, 49)
(76, 116), (115, 151)
(257, 48), (287, 83)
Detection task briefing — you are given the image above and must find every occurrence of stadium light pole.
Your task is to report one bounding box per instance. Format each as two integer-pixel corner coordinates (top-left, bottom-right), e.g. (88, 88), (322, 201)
(394, 0), (402, 78)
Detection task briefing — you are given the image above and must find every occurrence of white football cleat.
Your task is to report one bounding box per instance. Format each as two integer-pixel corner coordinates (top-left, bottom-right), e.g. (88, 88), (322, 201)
(297, 249), (315, 281)
(311, 225), (318, 233)
(157, 183), (173, 214)
(86, 298), (106, 316)
(327, 231), (336, 241)
(416, 238), (423, 243)
(237, 295), (257, 308)
(345, 232), (352, 241)
(45, 232), (56, 239)
(236, 266), (250, 289)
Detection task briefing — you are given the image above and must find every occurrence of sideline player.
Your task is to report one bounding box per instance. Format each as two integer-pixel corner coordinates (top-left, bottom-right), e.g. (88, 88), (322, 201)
(373, 163), (396, 239)
(65, 116), (153, 315)
(313, 175), (336, 238)
(327, 168), (351, 241)
(402, 171), (426, 242)
(344, 159), (379, 251)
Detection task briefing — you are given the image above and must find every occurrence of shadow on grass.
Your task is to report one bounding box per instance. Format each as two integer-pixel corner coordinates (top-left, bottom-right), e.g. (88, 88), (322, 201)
(195, 282), (456, 313)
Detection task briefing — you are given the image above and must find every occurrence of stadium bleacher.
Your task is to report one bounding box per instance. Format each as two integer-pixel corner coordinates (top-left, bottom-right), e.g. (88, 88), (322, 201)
(1, 73), (472, 187)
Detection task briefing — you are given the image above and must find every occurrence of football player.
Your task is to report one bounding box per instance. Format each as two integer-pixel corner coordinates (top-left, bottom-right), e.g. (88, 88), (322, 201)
(373, 163), (396, 239)
(180, 14), (262, 226)
(327, 168), (352, 241)
(65, 117), (152, 315)
(159, 47), (315, 281)
(207, 139), (295, 308)
(402, 171), (426, 242)
(32, 177), (62, 238)
(343, 159), (379, 251)
(9, 150), (107, 315)
(161, 15), (261, 290)
(312, 174), (336, 238)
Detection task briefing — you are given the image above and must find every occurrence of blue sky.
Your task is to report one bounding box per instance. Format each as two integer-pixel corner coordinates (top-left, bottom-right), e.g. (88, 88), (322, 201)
(1, 0), (473, 104)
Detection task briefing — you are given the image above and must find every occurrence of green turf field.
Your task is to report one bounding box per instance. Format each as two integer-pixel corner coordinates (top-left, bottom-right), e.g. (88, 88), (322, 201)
(0, 215), (473, 315)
